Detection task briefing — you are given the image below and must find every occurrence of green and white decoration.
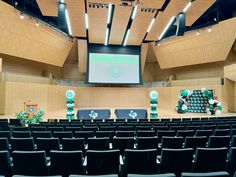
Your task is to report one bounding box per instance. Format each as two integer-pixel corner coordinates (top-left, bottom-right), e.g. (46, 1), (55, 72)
(66, 90), (75, 119)
(89, 110), (98, 119)
(129, 110), (138, 119)
(176, 90), (193, 114)
(16, 109), (45, 124)
(201, 88), (223, 115)
(149, 90), (158, 118)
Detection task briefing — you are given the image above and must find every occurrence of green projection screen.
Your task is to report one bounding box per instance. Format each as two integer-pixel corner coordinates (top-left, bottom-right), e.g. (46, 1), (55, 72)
(88, 53), (141, 84)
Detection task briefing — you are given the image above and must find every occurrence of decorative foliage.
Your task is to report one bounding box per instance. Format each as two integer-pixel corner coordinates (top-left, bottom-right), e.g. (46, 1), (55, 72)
(176, 90), (193, 114)
(66, 90), (75, 119)
(16, 109), (45, 124)
(201, 88), (222, 115)
(149, 90), (158, 118)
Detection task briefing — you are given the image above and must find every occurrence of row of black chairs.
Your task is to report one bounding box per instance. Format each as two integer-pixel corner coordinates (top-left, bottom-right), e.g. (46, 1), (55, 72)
(1, 148), (236, 177)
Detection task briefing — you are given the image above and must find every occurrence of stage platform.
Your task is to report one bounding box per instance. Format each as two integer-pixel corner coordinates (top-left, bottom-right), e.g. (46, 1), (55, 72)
(1, 108), (236, 121)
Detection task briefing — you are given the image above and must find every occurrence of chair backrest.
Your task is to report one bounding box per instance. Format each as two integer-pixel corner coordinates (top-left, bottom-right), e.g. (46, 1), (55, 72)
(47, 127), (64, 132)
(74, 131), (94, 143)
(11, 138), (35, 151)
(12, 127), (30, 131)
(62, 138), (85, 152)
(0, 138), (9, 151)
(177, 130), (195, 138)
(157, 131), (176, 139)
(53, 131), (73, 143)
(99, 126), (116, 131)
(12, 151), (48, 176)
(196, 130), (213, 137)
(226, 147), (236, 176)
(181, 171), (230, 177)
(128, 174), (176, 177)
(64, 127), (81, 133)
(87, 150), (120, 175)
(82, 126), (98, 132)
(124, 149), (158, 174)
(186, 126), (202, 131)
(32, 131), (52, 139)
(0, 150), (11, 177)
(153, 126), (169, 132)
(36, 138), (60, 156)
(184, 136), (208, 150)
(50, 150), (83, 176)
(30, 126), (47, 132)
(160, 148), (194, 176)
(9, 119), (21, 126)
(213, 129), (231, 136)
(12, 131), (31, 138)
(136, 130), (156, 137)
(0, 131), (11, 140)
(161, 137), (184, 149)
(137, 137), (159, 150)
(116, 131), (135, 137)
(117, 126), (134, 131)
(95, 131), (114, 139)
(193, 147), (228, 172)
(87, 137), (110, 150)
(207, 136), (231, 148)
(112, 137), (134, 155)
(136, 126), (152, 131)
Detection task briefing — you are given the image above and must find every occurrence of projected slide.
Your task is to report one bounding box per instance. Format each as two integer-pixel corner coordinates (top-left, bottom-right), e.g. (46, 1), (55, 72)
(88, 53), (140, 84)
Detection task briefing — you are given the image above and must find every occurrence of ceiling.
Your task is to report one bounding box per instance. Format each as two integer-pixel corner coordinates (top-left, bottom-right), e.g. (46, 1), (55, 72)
(2, 0), (236, 46)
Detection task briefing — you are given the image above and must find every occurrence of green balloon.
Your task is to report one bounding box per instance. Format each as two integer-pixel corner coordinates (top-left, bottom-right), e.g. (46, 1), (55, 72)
(181, 90), (188, 97)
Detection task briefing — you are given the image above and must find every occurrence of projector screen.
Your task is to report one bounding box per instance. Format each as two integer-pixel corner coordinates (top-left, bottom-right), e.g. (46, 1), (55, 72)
(88, 53), (141, 84)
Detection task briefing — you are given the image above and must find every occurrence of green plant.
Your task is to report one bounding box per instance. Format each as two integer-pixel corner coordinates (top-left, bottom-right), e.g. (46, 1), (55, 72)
(15, 109), (45, 124)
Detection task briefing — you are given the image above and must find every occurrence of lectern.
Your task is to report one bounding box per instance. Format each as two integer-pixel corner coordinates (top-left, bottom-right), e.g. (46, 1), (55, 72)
(25, 103), (38, 118)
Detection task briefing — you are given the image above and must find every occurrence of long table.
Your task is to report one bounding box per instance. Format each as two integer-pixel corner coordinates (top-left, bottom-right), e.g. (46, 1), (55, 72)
(76, 109), (111, 120)
(115, 109), (148, 119)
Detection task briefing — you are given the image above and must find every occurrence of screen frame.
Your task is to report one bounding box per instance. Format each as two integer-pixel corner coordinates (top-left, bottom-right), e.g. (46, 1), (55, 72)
(86, 44), (143, 85)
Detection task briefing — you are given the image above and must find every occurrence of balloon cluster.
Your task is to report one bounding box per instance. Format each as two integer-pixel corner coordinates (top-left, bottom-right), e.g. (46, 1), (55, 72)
(66, 90), (75, 119)
(201, 88), (222, 115)
(149, 90), (158, 119)
(176, 90), (193, 114)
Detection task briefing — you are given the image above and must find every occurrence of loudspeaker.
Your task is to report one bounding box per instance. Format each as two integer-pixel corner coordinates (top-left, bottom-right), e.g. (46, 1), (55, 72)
(176, 12), (186, 36)
(221, 77), (224, 85)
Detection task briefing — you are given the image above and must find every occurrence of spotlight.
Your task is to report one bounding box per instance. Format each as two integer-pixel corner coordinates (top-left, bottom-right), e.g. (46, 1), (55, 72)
(208, 28), (212, 32)
(196, 32), (200, 35)
(20, 13), (24, 19)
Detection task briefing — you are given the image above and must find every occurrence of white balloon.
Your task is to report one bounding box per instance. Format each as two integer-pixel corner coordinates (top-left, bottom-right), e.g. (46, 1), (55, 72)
(66, 90), (75, 98)
(207, 111), (211, 115)
(182, 104), (188, 110)
(149, 90), (158, 99)
(206, 108), (210, 112)
(217, 102), (222, 106)
(201, 88), (206, 93)
(209, 99), (215, 105)
(215, 110), (221, 116)
(150, 103), (157, 107)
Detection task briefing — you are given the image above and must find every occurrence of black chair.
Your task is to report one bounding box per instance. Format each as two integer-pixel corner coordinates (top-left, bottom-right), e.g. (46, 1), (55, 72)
(36, 138), (60, 156)
(177, 130), (195, 138)
(136, 126), (152, 131)
(0, 121), (9, 131)
(9, 119), (21, 126)
(193, 148), (228, 172)
(0, 131), (11, 140)
(136, 130), (156, 137)
(64, 127), (81, 133)
(124, 149), (158, 174)
(160, 148), (194, 176)
(128, 174), (176, 177)
(86, 150), (120, 175)
(207, 136), (231, 148)
(0, 151), (11, 177)
(62, 138), (85, 152)
(87, 137), (110, 150)
(161, 137), (184, 149)
(70, 175), (117, 177)
(181, 172), (229, 177)
(213, 129), (231, 136)
(230, 135), (236, 147)
(202, 125), (216, 130)
(12, 131), (31, 138)
(74, 131), (94, 144)
(99, 126), (116, 131)
(82, 126), (98, 132)
(116, 131), (135, 137)
(95, 131), (114, 141)
(137, 137), (159, 150)
(53, 131), (73, 143)
(32, 131), (52, 140)
(47, 127), (64, 132)
(11, 138), (35, 151)
(12, 127), (29, 131)
(0, 138), (9, 150)
(196, 130), (213, 138)
(117, 126), (134, 131)
(226, 147), (236, 176)
(112, 137), (134, 156)
(184, 136), (208, 151)
(186, 126), (202, 131)
(12, 151), (48, 176)
(30, 126), (47, 132)
(153, 126), (169, 132)
(170, 126), (186, 131)
(157, 131), (176, 139)
(50, 150), (83, 177)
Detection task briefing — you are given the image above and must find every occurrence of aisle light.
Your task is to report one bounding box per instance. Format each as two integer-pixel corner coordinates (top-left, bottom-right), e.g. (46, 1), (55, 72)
(123, 29), (130, 46)
(158, 16), (175, 40)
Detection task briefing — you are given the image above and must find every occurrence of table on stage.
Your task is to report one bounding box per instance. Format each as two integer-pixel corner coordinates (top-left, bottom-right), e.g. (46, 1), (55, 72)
(115, 109), (148, 119)
(76, 109), (111, 120)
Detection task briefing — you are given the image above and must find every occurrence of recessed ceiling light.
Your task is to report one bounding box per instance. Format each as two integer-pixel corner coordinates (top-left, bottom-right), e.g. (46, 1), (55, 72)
(35, 21), (39, 26)
(20, 13), (24, 19)
(208, 28), (212, 32)
(196, 32), (200, 35)
(157, 43), (160, 46)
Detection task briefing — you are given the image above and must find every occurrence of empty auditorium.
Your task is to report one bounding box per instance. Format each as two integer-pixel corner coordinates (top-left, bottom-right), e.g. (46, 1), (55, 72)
(0, 0), (236, 177)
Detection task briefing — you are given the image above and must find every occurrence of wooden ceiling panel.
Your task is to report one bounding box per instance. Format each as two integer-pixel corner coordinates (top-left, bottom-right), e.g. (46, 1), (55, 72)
(109, 6), (132, 45)
(36, 0), (58, 17)
(186, 0), (216, 26)
(87, 6), (108, 44)
(65, 0), (86, 37)
(127, 10), (155, 45)
(139, 0), (166, 9)
(146, 0), (189, 41)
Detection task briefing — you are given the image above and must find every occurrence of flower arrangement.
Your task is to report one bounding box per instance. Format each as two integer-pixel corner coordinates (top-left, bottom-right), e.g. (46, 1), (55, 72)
(15, 109), (45, 124)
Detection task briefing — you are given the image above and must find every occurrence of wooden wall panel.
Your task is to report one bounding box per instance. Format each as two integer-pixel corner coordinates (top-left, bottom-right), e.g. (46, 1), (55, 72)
(152, 18), (236, 69)
(141, 43), (148, 73)
(36, 0), (58, 16)
(0, 81), (5, 114)
(0, 58), (2, 73)
(0, 1), (73, 67)
(78, 40), (88, 73)
(224, 64), (236, 81)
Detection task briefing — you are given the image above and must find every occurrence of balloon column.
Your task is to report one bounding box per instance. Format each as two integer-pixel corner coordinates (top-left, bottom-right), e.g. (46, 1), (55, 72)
(65, 90), (75, 119)
(149, 90), (158, 119)
(201, 88), (222, 115)
(176, 90), (193, 113)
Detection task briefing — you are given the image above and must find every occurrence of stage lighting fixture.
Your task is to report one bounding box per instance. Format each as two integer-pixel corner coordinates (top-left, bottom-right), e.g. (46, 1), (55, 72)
(123, 29), (130, 46)
(85, 14), (89, 29)
(147, 18), (155, 33)
(65, 9), (72, 35)
(159, 16), (175, 40)
(131, 6), (138, 19)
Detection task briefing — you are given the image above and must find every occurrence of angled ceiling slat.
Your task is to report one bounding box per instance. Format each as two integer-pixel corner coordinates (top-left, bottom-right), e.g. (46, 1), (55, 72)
(127, 10), (155, 45)
(186, 0), (216, 26)
(109, 6), (132, 45)
(146, 0), (189, 41)
(65, 0), (86, 37)
(87, 5), (108, 44)
(36, 0), (58, 17)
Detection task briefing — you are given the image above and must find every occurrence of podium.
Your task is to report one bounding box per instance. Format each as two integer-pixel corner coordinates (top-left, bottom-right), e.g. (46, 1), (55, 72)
(24, 103), (38, 118)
